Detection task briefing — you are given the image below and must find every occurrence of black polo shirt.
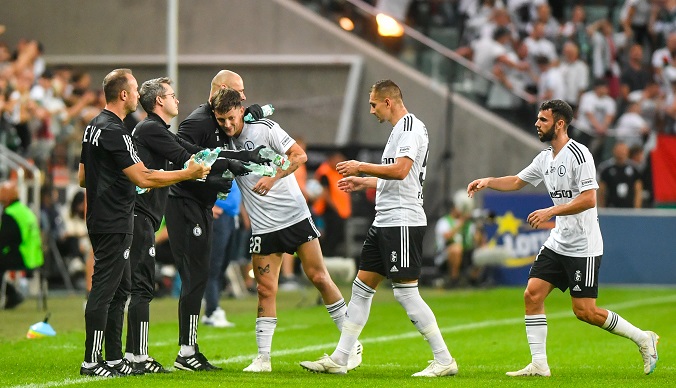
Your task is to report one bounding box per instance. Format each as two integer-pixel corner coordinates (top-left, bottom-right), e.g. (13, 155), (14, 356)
(132, 112), (203, 231)
(80, 109), (141, 234)
(599, 160), (641, 208)
(169, 103), (231, 208)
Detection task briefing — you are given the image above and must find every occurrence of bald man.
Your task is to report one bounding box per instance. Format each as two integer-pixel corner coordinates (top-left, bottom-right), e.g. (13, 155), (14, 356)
(165, 70), (267, 371)
(0, 181), (43, 309)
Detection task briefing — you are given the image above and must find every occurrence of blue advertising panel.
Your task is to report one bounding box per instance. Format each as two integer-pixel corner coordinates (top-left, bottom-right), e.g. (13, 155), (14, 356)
(482, 192), (553, 285)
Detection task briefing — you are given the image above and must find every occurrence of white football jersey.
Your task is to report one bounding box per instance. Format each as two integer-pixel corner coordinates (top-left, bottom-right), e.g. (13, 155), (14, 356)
(374, 113), (428, 227)
(517, 139), (603, 257)
(229, 119), (310, 234)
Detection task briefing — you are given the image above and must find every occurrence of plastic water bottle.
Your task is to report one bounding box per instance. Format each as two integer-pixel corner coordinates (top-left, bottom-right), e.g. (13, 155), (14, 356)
(184, 147), (222, 169)
(259, 147), (291, 170)
(244, 104), (274, 122)
(136, 186), (149, 195)
(248, 162), (276, 177)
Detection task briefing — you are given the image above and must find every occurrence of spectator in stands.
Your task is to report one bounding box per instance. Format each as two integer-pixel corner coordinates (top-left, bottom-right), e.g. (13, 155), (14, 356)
(661, 66), (676, 134)
(627, 80), (664, 133)
(469, 26), (528, 104)
(615, 100), (650, 148)
(59, 191), (88, 279)
(313, 150), (352, 258)
(560, 5), (591, 63)
(6, 67), (37, 155)
(558, 41), (589, 112)
(535, 55), (565, 104)
(0, 180), (43, 309)
(523, 21), (558, 78)
(434, 200), (470, 288)
(525, 3), (560, 43)
(588, 18), (624, 99)
(650, 31), (676, 90)
(620, 0), (653, 51)
(488, 39), (535, 117)
(574, 79), (617, 161)
(651, 0), (676, 46)
(477, 7), (519, 42)
(620, 44), (653, 104)
(598, 142), (643, 208)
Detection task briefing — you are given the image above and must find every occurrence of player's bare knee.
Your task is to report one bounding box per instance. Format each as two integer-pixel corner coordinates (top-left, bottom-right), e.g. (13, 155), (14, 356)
(523, 288), (543, 306)
(256, 281), (277, 299)
(306, 270), (331, 289)
(572, 305), (594, 323)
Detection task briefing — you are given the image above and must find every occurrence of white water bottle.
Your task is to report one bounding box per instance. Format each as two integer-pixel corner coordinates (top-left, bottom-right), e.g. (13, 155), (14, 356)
(258, 147), (291, 170)
(244, 104), (274, 122)
(247, 162), (276, 177)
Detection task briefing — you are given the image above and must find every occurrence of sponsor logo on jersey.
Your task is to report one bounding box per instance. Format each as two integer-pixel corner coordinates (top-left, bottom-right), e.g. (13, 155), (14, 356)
(390, 251), (398, 262)
(390, 265), (399, 272)
(281, 136), (291, 146)
(398, 146), (410, 153)
(193, 224), (202, 237)
(581, 178), (593, 186)
(123, 248), (130, 260)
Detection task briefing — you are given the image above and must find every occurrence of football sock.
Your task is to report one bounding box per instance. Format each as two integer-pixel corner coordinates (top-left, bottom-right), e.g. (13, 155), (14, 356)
(602, 310), (648, 344)
(325, 298), (347, 331)
(255, 317), (277, 359)
(124, 352), (134, 362)
(393, 282), (452, 365)
(525, 314), (548, 365)
(136, 354), (148, 362)
(106, 359), (122, 366)
(331, 278), (375, 365)
(82, 361), (97, 368)
(179, 345), (195, 357)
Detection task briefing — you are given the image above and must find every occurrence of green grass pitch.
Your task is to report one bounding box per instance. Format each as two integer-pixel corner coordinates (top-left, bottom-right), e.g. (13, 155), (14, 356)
(1, 285), (673, 387)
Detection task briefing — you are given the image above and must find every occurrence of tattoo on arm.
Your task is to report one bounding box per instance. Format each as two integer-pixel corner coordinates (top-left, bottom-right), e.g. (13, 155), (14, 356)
(257, 264), (270, 275)
(143, 169), (156, 175)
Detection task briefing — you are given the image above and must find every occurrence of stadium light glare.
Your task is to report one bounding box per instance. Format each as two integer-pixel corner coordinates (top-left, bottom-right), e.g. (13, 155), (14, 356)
(339, 17), (355, 31)
(376, 13), (404, 37)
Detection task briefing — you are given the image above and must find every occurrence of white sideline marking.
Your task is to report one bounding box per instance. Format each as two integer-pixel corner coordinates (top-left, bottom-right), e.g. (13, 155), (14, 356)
(10, 294), (676, 388)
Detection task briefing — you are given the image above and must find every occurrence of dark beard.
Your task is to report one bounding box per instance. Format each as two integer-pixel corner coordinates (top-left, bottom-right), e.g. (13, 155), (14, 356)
(539, 128), (554, 142)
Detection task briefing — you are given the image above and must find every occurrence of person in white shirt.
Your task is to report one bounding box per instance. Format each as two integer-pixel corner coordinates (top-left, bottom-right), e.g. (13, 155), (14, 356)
(467, 99), (659, 377)
(301, 80), (457, 377)
(210, 88), (362, 373)
(615, 101), (649, 147)
(558, 41), (590, 111)
(535, 55), (565, 104)
(574, 79), (617, 160)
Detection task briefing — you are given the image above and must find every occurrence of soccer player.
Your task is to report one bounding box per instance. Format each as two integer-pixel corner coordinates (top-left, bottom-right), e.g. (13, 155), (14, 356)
(466, 99), (659, 377)
(78, 68), (210, 377)
(211, 87), (362, 373)
(300, 79), (457, 377)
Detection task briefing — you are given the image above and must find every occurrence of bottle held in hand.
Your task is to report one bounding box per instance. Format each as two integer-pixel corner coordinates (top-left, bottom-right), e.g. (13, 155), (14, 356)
(258, 147), (290, 170)
(247, 162), (276, 177)
(244, 104), (274, 122)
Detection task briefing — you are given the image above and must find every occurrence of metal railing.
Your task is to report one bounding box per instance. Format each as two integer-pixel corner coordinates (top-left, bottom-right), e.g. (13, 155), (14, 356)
(0, 144), (41, 216)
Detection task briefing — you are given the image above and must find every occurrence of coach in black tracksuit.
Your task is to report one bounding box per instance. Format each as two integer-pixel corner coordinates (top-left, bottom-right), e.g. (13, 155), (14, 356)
(166, 70), (268, 371)
(126, 77), (265, 372)
(78, 69), (209, 378)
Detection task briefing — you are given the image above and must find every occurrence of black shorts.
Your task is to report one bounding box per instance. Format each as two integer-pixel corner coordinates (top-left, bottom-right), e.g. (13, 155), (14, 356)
(249, 217), (320, 255)
(360, 225), (425, 280)
(529, 246), (602, 298)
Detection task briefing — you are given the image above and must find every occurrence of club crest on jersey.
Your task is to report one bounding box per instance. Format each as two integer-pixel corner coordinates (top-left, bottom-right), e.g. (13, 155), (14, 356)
(123, 249), (130, 260)
(193, 224), (202, 237)
(574, 270), (581, 282)
(244, 140), (255, 151)
(558, 165), (566, 177)
(390, 251), (397, 262)
(149, 247), (156, 257)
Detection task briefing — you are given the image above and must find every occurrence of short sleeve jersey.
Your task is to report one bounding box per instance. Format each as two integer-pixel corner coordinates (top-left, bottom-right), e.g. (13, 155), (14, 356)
(374, 113), (428, 227)
(517, 139), (603, 257)
(229, 119), (310, 234)
(80, 109), (141, 234)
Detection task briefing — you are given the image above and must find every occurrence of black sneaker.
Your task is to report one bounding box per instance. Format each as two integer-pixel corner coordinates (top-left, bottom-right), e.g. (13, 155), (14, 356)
(174, 345), (221, 371)
(80, 361), (122, 377)
(110, 358), (144, 376)
(134, 357), (170, 373)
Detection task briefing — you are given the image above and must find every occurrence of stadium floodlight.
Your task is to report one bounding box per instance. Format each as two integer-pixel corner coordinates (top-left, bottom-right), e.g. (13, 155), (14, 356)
(339, 17), (355, 31)
(376, 13), (404, 37)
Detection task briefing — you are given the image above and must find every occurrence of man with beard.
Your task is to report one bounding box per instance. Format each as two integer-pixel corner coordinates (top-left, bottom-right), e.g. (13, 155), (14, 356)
(466, 99), (659, 377)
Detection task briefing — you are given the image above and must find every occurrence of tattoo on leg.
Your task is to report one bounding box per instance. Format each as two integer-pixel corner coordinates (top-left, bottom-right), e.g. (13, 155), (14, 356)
(258, 305), (264, 315)
(257, 264), (270, 275)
